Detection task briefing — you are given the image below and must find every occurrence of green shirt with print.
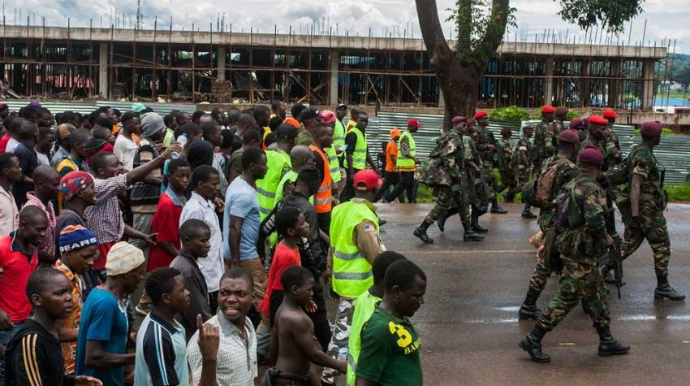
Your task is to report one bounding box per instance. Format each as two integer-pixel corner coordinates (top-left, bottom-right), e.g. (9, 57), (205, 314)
(355, 306), (423, 386)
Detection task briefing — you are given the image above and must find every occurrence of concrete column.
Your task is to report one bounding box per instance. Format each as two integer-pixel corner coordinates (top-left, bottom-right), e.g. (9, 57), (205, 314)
(98, 42), (109, 99)
(544, 57), (554, 106)
(438, 88), (445, 108)
(642, 60), (655, 111)
(217, 47), (226, 81)
(608, 60), (620, 108)
(329, 50), (339, 106)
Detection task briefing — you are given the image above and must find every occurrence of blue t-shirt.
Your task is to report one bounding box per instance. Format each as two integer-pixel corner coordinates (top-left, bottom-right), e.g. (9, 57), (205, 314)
(223, 177), (260, 261)
(76, 287), (129, 386)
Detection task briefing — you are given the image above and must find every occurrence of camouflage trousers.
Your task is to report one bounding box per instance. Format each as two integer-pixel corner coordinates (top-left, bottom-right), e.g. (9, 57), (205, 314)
(532, 158), (546, 179)
(527, 227), (557, 297)
(498, 168), (516, 193)
(424, 186), (471, 228)
(321, 298), (354, 384)
(514, 167), (531, 193)
(537, 257), (611, 332)
(621, 209), (671, 277)
(481, 162), (497, 202)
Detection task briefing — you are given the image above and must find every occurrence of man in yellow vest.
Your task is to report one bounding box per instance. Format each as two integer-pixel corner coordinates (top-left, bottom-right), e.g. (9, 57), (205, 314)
(340, 112), (378, 202)
(384, 118), (420, 203)
(322, 169), (386, 386)
(255, 124), (298, 221)
(310, 122), (336, 234)
(319, 110), (343, 199)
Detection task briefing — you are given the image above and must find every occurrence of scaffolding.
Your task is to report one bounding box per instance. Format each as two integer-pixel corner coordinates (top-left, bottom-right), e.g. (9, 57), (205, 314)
(0, 20), (669, 110)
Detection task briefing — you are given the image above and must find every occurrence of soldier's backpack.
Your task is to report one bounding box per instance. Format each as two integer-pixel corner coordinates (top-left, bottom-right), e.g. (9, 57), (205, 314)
(521, 179), (540, 207)
(535, 157), (571, 208)
(554, 178), (587, 234)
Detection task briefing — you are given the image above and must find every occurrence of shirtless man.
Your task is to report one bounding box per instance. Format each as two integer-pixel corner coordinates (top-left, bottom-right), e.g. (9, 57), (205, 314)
(268, 266), (346, 386)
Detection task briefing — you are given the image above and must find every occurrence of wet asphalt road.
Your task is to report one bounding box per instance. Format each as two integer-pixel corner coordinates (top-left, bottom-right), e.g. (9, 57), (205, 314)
(373, 202), (690, 386)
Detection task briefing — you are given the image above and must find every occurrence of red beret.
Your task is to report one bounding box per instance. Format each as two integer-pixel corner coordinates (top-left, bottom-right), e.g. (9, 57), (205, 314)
(451, 116), (467, 124)
(500, 127), (512, 136)
(640, 121), (662, 137)
(466, 118), (476, 126)
(569, 118), (585, 130)
(558, 129), (580, 144)
(556, 107), (569, 116)
(603, 109), (618, 119)
(588, 115), (608, 126)
(541, 105), (556, 113)
(578, 146), (604, 166)
(474, 111), (488, 119)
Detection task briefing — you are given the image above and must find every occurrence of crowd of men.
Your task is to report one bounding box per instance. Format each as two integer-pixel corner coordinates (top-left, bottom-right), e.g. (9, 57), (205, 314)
(0, 100), (427, 386)
(0, 96), (680, 385)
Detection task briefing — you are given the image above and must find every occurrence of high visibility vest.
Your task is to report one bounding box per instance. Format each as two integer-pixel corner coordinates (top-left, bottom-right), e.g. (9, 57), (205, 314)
(330, 201), (377, 298)
(343, 127), (367, 170)
(309, 145), (333, 214)
(333, 119), (346, 155)
(396, 130), (416, 170)
(326, 146), (341, 183)
(255, 149), (291, 220)
(347, 291), (381, 386)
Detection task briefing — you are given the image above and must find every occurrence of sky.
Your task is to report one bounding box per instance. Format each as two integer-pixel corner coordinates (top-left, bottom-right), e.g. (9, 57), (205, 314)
(3, 0), (689, 53)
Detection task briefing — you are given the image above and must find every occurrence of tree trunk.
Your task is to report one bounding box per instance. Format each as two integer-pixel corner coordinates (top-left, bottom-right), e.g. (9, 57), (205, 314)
(437, 60), (482, 126)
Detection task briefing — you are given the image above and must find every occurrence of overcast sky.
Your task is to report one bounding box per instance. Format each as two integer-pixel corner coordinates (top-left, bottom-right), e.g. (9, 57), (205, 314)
(4, 0), (689, 52)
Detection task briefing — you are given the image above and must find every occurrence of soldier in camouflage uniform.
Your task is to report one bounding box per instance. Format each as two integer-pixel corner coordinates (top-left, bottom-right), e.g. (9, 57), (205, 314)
(551, 108), (568, 149)
(608, 121), (685, 300)
(520, 147), (630, 363)
(497, 127), (516, 202)
(512, 125), (536, 218)
(602, 109), (623, 171)
(414, 116), (484, 243)
(518, 129), (580, 320)
(466, 119), (490, 233)
(531, 105), (557, 177)
(473, 111), (508, 214)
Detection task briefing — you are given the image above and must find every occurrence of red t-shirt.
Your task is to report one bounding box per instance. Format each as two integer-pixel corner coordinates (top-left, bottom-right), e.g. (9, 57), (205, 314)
(147, 190), (185, 272)
(0, 233), (39, 323)
(259, 241), (301, 317)
(0, 134), (10, 153)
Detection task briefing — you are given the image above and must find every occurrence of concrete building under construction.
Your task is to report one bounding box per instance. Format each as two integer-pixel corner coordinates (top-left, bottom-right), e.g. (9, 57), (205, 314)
(0, 24), (668, 110)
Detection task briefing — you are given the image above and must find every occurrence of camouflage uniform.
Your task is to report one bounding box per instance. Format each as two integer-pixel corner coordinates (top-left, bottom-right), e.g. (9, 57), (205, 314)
(552, 119), (566, 149)
(527, 156), (578, 298)
(604, 125), (623, 172)
(531, 120), (556, 177)
(617, 143), (670, 277)
(512, 136), (532, 191)
(474, 125), (499, 204)
(537, 173), (611, 332)
(497, 137), (515, 193)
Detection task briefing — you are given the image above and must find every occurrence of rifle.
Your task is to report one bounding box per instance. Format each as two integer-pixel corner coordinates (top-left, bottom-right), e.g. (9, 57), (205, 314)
(600, 172), (624, 298)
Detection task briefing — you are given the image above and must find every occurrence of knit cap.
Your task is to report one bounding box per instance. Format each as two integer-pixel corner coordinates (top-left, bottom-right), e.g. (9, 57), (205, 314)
(59, 171), (94, 199)
(105, 242), (145, 276)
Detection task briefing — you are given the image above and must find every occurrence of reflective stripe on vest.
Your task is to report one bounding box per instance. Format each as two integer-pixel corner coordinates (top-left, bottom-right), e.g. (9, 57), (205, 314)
(333, 120), (346, 153)
(309, 144), (333, 214)
(330, 201), (378, 298)
(255, 150), (291, 220)
(326, 146), (341, 183)
(343, 127), (367, 170)
(396, 130), (416, 169)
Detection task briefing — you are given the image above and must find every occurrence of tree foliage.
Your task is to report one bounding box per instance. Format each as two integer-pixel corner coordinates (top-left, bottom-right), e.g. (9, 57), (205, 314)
(555, 0), (645, 34)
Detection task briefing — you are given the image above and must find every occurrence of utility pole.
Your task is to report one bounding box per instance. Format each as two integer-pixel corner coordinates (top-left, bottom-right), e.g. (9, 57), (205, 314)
(136, 0), (143, 29)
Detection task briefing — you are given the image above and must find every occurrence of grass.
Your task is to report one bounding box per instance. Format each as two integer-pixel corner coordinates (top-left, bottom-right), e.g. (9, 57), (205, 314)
(666, 184), (690, 202)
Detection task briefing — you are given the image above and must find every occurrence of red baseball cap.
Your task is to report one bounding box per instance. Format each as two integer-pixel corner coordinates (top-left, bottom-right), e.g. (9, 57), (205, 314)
(408, 118), (422, 128)
(354, 170), (382, 191)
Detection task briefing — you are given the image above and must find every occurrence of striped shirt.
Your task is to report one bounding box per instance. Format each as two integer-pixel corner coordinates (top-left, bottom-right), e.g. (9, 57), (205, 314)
(134, 311), (188, 386)
(5, 319), (74, 386)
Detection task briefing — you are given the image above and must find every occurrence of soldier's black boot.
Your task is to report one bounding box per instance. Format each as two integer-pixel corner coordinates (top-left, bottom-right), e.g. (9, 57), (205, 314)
(470, 214), (488, 233)
(596, 326), (630, 356)
(463, 224), (484, 242)
(490, 199), (508, 214)
(600, 260), (617, 284)
(437, 212), (450, 232)
(518, 293), (541, 320)
(521, 204), (537, 219)
(413, 220), (434, 244)
(654, 275), (686, 300)
(519, 325), (551, 363)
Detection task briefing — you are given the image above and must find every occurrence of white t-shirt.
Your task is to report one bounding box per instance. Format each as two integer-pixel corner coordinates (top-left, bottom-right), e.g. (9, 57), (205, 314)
(113, 135), (138, 170)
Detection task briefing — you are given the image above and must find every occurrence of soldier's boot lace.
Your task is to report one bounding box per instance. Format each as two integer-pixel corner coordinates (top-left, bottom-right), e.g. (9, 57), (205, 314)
(597, 326), (630, 356)
(414, 220), (434, 244)
(518, 293), (541, 320)
(655, 275), (686, 300)
(521, 204), (537, 219)
(519, 325), (551, 363)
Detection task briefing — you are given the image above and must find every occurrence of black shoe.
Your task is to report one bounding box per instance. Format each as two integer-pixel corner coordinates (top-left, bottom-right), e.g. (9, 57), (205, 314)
(654, 285), (686, 300)
(491, 204), (508, 214)
(379, 219), (388, 226)
(519, 304), (541, 320)
(521, 211), (537, 219)
(597, 327), (630, 357)
(519, 326), (551, 363)
(437, 213), (449, 233)
(463, 231), (484, 242)
(413, 227), (434, 244)
(472, 224), (489, 233)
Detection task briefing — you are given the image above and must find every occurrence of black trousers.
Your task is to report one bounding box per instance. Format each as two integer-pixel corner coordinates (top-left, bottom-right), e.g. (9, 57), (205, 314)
(374, 171), (404, 202)
(385, 171), (416, 203)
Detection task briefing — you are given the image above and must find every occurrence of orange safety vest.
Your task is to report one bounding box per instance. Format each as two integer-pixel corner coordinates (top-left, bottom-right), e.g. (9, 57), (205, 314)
(309, 144), (333, 214)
